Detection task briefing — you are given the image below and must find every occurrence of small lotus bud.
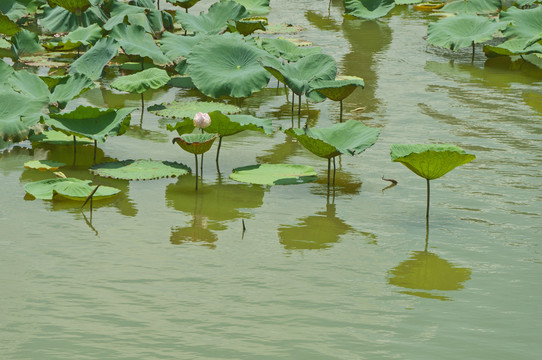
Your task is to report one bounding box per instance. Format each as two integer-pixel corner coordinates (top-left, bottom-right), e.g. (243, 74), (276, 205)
(193, 112), (211, 129)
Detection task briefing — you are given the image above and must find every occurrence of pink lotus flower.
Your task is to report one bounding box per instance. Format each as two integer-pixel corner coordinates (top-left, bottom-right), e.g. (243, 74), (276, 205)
(193, 112), (211, 129)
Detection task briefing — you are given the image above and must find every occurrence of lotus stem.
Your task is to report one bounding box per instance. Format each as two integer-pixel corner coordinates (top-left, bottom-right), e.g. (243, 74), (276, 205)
(93, 140), (97, 164)
(140, 93), (145, 127)
(216, 136), (223, 165)
(425, 220), (429, 253)
(291, 90), (294, 117)
(426, 178), (430, 223)
(340, 100), (343, 123)
(298, 94), (301, 120)
(471, 41), (475, 62)
(73, 135), (76, 165)
(194, 154), (198, 190)
(157, 0), (160, 10)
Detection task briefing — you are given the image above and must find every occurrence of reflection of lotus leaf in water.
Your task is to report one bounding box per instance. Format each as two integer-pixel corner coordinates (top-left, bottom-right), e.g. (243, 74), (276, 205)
(278, 204), (356, 250)
(170, 222), (218, 249)
(388, 251), (472, 301)
(165, 176), (265, 223)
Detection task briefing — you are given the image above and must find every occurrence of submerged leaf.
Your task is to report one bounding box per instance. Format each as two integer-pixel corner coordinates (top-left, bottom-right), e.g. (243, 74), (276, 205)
(90, 159), (191, 180)
(230, 164), (317, 185)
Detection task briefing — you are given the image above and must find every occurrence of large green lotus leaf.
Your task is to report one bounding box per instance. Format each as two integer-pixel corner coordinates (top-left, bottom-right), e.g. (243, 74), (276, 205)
(50, 72), (94, 108)
(439, 0), (500, 14)
(11, 29), (43, 57)
(70, 37), (119, 80)
(46, 105), (136, 142)
(187, 33), (270, 98)
(24, 160), (67, 171)
(260, 38), (322, 62)
(205, 110), (272, 137)
(89, 159), (191, 180)
(150, 100), (241, 119)
(176, 0), (249, 35)
(287, 120), (381, 158)
(427, 14), (508, 51)
(8, 70), (51, 103)
(259, 53), (337, 96)
(230, 164), (317, 185)
(0, 0), (28, 21)
(233, 0), (270, 15)
(167, 0), (201, 10)
(483, 38), (542, 57)
(173, 133), (218, 154)
(29, 129), (93, 144)
(40, 5), (107, 33)
(390, 144), (476, 180)
(110, 68), (170, 94)
(44, 23), (103, 50)
(47, 0), (92, 14)
(0, 90), (47, 142)
(160, 32), (204, 62)
(54, 182), (121, 201)
(24, 177), (91, 200)
(285, 128), (339, 159)
(105, 2), (173, 34)
(0, 11), (21, 36)
(307, 76), (365, 101)
(110, 24), (171, 66)
(0, 59), (14, 83)
(344, 0), (396, 20)
(501, 6), (542, 41)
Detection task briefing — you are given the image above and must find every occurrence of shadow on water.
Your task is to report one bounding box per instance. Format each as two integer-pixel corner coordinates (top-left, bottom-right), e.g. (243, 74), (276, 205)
(387, 226), (472, 301)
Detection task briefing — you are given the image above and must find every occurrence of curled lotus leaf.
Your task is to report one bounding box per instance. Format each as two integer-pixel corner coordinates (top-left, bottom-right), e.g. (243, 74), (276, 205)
(109, 24), (171, 66)
(0, 90), (47, 142)
(0, 11), (21, 36)
(175, 0), (249, 35)
(43, 23), (103, 51)
(344, 0), (396, 20)
(228, 17), (267, 36)
(483, 38), (542, 57)
(233, 0), (271, 16)
(89, 159), (191, 180)
(110, 68), (170, 94)
(160, 32), (204, 62)
(166, 0), (201, 10)
(187, 33), (270, 98)
(173, 133), (218, 155)
(260, 38), (322, 62)
(149, 100), (241, 119)
(47, 0), (93, 14)
(11, 29), (43, 57)
(24, 160), (66, 171)
(308, 76), (365, 102)
(230, 164), (317, 185)
(70, 37), (120, 80)
(40, 5), (107, 33)
(206, 111), (273, 136)
(24, 177), (120, 201)
(500, 6), (542, 41)
(390, 144), (476, 180)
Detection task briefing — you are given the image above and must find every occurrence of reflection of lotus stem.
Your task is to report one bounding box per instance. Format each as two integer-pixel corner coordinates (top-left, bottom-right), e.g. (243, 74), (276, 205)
(291, 90), (294, 117)
(140, 93), (144, 127)
(194, 154), (198, 190)
(200, 153), (204, 175)
(327, 158), (331, 187)
(426, 178), (430, 222)
(340, 100), (343, 123)
(298, 94), (301, 120)
(333, 157), (336, 186)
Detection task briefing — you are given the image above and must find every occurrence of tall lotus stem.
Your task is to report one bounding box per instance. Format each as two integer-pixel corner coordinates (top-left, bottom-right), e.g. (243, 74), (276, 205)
(73, 135), (77, 165)
(340, 100), (343, 123)
(216, 136), (223, 166)
(471, 41), (475, 63)
(140, 93), (145, 127)
(93, 140), (97, 164)
(298, 94), (301, 120)
(291, 90), (294, 117)
(426, 178), (430, 223)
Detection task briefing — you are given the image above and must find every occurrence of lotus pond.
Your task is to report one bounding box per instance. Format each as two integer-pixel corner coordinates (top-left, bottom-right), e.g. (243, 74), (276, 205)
(1, 0), (542, 358)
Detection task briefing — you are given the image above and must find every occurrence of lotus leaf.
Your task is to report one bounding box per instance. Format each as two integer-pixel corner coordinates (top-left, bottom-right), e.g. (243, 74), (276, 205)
(259, 53), (337, 98)
(0, 60), (14, 83)
(29, 130), (93, 144)
(255, 23), (304, 35)
(24, 177), (120, 201)
(233, 0), (270, 15)
(160, 32), (204, 62)
(228, 17), (267, 36)
(0, 11), (21, 36)
(109, 24), (171, 66)
(11, 29), (43, 57)
(46, 106), (136, 143)
(49, 72), (95, 108)
(149, 100), (241, 119)
(89, 159), (191, 180)
(24, 160), (67, 171)
(230, 164), (317, 185)
(167, 0), (201, 10)
(483, 38), (542, 57)
(110, 68), (170, 94)
(47, 0), (92, 14)
(70, 37), (119, 80)
(173, 133), (218, 155)
(500, 6), (542, 41)
(260, 38), (322, 62)
(0, 90), (47, 142)
(8, 70), (51, 103)
(308, 76), (365, 102)
(40, 5), (107, 33)
(344, 0), (396, 20)
(168, 75), (195, 89)
(175, 0), (249, 35)
(396, 0), (424, 5)
(439, 0), (500, 14)
(0, 1), (28, 21)
(105, 2), (173, 34)
(44, 23), (103, 51)
(390, 144), (476, 180)
(427, 14), (508, 51)
(187, 33), (270, 98)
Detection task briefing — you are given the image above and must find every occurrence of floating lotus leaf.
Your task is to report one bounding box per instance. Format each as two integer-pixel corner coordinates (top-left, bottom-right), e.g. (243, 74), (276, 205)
(483, 38), (542, 57)
(11, 29), (43, 57)
(439, 0), (500, 14)
(396, 0), (424, 5)
(390, 144), (476, 180)
(43, 23), (103, 51)
(24, 177), (120, 201)
(176, 0), (249, 35)
(255, 23), (304, 35)
(110, 24), (171, 66)
(230, 164), (317, 185)
(0, 90), (47, 142)
(29, 130), (93, 144)
(167, 0), (201, 10)
(149, 100), (241, 119)
(260, 38), (322, 62)
(70, 37), (119, 80)
(111, 68), (170, 94)
(500, 6), (542, 41)
(160, 32), (204, 62)
(187, 33), (270, 98)
(24, 160), (67, 171)
(46, 106), (136, 143)
(344, 0), (396, 20)
(233, 0), (270, 15)
(173, 133), (218, 155)
(427, 14), (508, 51)
(89, 159), (191, 180)
(0, 11), (21, 36)
(308, 76), (365, 101)
(40, 5), (107, 33)
(259, 53), (337, 99)
(286, 120), (381, 158)
(47, 0), (92, 14)
(18, 54), (70, 68)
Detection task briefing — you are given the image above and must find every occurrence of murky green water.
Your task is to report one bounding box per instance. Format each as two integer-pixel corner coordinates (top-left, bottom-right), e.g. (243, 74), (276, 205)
(2, 1), (542, 358)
